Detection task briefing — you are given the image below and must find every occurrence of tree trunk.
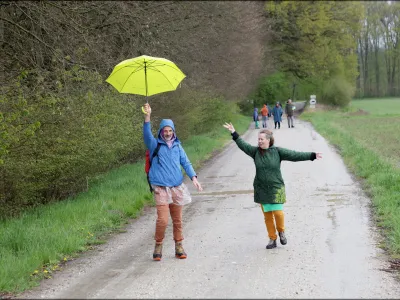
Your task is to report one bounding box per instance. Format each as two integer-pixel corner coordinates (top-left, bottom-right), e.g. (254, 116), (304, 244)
(363, 30), (369, 96)
(374, 42), (380, 97)
(356, 40), (363, 97)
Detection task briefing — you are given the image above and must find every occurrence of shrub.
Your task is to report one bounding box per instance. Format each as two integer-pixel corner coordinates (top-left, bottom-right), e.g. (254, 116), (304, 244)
(321, 76), (355, 107)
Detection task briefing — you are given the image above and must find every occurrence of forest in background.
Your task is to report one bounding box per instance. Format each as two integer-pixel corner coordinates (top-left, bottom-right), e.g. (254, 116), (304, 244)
(248, 1), (399, 111)
(357, 1), (400, 98)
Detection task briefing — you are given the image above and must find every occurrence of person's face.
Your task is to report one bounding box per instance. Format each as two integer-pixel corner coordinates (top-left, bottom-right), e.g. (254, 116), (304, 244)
(163, 126), (174, 141)
(288, 100), (292, 104)
(258, 133), (270, 149)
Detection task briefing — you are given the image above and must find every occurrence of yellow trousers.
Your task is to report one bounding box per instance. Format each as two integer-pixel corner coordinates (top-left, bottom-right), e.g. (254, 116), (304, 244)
(261, 208), (285, 240)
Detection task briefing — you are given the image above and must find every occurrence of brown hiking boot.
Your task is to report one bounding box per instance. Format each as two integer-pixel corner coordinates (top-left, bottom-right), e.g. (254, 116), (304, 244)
(175, 241), (187, 259)
(153, 243), (162, 261)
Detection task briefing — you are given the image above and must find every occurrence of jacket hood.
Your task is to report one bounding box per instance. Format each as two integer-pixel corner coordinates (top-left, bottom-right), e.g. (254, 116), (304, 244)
(158, 119), (175, 135)
(157, 119), (179, 144)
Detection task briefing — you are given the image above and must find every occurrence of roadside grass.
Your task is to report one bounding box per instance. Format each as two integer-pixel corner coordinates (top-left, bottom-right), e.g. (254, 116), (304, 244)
(0, 115), (250, 294)
(301, 97), (400, 258)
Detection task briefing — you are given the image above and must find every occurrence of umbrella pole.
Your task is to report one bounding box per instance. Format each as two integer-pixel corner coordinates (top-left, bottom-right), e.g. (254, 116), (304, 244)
(140, 61), (148, 114)
(144, 61), (148, 103)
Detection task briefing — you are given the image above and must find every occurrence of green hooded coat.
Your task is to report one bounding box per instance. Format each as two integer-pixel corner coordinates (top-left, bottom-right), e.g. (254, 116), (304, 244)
(232, 132), (316, 204)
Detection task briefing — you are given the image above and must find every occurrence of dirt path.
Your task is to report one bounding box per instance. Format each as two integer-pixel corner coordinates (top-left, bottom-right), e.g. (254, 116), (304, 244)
(19, 118), (399, 298)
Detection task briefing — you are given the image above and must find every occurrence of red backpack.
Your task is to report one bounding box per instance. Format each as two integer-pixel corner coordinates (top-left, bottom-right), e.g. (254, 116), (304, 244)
(145, 143), (161, 192)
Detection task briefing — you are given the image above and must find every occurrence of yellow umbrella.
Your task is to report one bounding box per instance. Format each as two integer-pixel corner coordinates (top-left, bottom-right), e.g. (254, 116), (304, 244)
(106, 55), (186, 99)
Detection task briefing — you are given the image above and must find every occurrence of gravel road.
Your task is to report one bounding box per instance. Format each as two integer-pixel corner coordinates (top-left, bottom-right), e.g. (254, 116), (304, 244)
(19, 118), (400, 299)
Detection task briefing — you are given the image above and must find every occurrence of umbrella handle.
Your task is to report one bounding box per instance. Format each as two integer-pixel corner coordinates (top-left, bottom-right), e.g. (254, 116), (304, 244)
(141, 96), (148, 114)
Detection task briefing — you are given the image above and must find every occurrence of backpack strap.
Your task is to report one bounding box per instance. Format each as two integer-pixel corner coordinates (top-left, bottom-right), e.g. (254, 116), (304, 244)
(147, 143), (162, 193)
(151, 143), (161, 161)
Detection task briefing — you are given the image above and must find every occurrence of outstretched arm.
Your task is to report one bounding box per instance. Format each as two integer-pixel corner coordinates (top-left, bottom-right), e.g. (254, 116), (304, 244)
(143, 103), (157, 151)
(277, 147), (322, 161)
(223, 122), (257, 158)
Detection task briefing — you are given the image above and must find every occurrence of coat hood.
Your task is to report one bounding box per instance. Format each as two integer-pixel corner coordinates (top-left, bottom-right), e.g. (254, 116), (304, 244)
(157, 119), (179, 145)
(158, 119), (175, 136)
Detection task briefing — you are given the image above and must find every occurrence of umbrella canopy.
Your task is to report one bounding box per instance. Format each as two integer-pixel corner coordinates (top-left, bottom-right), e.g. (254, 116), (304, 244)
(106, 55), (186, 97)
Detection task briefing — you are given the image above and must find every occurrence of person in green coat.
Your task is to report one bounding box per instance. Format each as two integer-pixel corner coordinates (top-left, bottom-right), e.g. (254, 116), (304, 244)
(223, 122), (322, 249)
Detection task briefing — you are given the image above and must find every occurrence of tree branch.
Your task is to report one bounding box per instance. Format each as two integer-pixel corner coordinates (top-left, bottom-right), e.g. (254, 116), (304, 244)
(0, 16), (56, 53)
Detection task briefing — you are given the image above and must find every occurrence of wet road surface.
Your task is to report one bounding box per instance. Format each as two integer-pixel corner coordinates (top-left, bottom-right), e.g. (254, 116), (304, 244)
(20, 118), (399, 298)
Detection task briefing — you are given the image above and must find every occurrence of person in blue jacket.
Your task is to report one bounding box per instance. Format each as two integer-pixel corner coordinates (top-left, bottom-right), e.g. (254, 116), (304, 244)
(143, 103), (203, 261)
(272, 102), (283, 129)
(253, 107), (259, 129)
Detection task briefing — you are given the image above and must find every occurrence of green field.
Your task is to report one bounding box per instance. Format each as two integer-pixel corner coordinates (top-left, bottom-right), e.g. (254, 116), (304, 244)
(351, 98), (400, 116)
(348, 98), (400, 167)
(301, 97), (400, 259)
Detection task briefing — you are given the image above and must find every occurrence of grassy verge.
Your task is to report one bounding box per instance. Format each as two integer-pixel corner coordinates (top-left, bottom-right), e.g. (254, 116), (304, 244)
(0, 115), (250, 294)
(301, 100), (400, 258)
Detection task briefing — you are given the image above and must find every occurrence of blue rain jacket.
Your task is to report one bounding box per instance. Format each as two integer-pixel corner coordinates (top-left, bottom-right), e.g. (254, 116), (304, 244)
(253, 108), (259, 121)
(143, 119), (196, 187)
(272, 106), (283, 122)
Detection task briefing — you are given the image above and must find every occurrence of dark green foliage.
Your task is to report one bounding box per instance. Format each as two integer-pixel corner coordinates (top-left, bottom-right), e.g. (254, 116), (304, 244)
(1, 68), (142, 218)
(253, 72), (291, 106)
(321, 77), (355, 107)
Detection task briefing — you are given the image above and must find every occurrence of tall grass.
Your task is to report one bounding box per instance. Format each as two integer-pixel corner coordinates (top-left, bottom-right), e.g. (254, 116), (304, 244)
(301, 104), (400, 258)
(0, 115), (250, 294)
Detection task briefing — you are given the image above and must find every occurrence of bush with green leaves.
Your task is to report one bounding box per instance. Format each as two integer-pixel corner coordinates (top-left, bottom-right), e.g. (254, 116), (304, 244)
(321, 76), (355, 107)
(253, 72), (292, 107)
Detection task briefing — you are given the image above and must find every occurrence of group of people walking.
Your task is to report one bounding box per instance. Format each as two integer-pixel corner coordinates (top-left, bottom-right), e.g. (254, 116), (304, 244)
(142, 101), (321, 261)
(253, 99), (296, 129)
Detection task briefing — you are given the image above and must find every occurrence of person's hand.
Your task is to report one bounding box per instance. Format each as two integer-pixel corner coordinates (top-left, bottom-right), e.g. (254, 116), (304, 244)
(192, 176), (203, 191)
(223, 122), (235, 133)
(143, 103), (151, 116)
(143, 103), (151, 122)
(316, 152), (323, 159)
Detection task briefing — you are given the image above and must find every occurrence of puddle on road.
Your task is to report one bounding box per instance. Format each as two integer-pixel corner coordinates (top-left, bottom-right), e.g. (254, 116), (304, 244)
(325, 193), (345, 197)
(326, 206), (338, 254)
(327, 198), (346, 202)
(316, 187), (330, 192)
(192, 189), (254, 196)
(205, 175), (236, 179)
(196, 197), (227, 202)
(242, 204), (259, 210)
(327, 207), (338, 229)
